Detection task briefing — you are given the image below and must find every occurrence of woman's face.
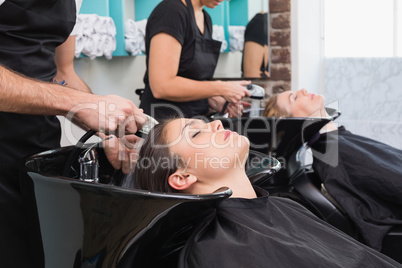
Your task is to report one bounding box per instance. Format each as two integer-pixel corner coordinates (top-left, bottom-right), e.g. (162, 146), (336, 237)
(164, 118), (249, 177)
(276, 89), (325, 117)
(201, 0), (225, 9)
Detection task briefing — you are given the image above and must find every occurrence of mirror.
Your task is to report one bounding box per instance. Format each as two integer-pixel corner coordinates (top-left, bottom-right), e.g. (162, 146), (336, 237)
(208, 0), (270, 79)
(242, 12), (269, 78)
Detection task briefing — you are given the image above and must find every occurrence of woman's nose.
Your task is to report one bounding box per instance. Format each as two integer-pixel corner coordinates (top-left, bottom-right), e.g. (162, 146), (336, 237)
(210, 120), (223, 132)
(300, 88), (308, 95)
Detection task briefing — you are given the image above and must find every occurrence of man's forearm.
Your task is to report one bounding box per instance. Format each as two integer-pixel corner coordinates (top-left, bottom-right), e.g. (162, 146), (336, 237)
(54, 34), (92, 94)
(0, 65), (86, 115)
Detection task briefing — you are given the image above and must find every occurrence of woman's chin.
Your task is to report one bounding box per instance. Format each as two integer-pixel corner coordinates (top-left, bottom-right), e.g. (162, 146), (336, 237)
(243, 136), (250, 146)
(240, 136), (250, 155)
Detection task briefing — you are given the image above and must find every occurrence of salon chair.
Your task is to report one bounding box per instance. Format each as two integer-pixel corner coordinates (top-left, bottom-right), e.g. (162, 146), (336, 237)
(216, 111), (401, 263)
(20, 145), (232, 268)
(20, 131), (281, 268)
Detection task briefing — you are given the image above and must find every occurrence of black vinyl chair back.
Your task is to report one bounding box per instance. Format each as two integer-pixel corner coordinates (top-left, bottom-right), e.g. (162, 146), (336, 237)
(21, 146), (231, 268)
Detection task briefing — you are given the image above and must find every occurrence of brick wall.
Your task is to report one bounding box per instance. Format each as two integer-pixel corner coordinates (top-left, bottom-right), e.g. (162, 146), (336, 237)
(269, 0), (291, 95)
(254, 0), (291, 99)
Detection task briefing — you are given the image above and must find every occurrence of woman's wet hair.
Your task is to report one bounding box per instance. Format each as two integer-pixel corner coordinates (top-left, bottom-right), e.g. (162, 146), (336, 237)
(263, 94), (287, 117)
(133, 118), (184, 193)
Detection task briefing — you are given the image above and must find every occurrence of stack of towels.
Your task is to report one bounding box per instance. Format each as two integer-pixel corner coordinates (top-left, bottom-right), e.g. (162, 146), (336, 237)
(212, 25), (246, 52)
(74, 14), (117, 60)
(212, 25), (228, 52)
(125, 19), (147, 56)
(228, 26), (245, 52)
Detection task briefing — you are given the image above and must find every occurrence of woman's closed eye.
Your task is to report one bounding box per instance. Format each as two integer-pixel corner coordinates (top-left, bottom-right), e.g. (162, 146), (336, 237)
(192, 131), (201, 138)
(289, 93), (297, 102)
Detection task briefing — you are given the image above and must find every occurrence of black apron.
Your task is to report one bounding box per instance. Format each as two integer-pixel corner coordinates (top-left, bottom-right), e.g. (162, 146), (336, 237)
(140, 0), (222, 120)
(0, 1), (76, 267)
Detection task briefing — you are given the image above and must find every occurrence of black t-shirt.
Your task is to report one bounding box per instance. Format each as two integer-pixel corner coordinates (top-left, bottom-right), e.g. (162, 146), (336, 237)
(140, 0), (217, 119)
(179, 187), (401, 267)
(244, 12), (268, 46)
(0, 0), (76, 171)
(242, 12), (269, 77)
(143, 0), (214, 85)
(311, 126), (402, 250)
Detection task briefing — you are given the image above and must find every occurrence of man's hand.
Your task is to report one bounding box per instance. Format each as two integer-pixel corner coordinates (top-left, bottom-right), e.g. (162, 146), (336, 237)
(209, 96), (251, 117)
(226, 101), (251, 118)
(101, 134), (144, 174)
(68, 94), (147, 136)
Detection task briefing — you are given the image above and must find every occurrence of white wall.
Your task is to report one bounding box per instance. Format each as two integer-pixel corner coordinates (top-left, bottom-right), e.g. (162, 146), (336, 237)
(74, 56), (145, 106)
(248, 0), (269, 20)
(59, 56), (146, 146)
(291, 0), (324, 94)
(325, 58), (402, 149)
(291, 1), (402, 148)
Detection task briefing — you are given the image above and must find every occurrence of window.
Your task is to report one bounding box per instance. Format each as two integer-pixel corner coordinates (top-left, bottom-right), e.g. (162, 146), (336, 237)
(325, 0), (401, 57)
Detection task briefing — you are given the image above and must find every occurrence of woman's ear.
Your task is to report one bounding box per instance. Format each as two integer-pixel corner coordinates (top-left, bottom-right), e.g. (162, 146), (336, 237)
(168, 169), (197, 191)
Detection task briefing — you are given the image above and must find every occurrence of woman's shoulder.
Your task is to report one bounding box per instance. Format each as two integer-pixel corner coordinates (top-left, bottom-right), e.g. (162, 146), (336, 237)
(151, 0), (188, 18)
(148, 0), (190, 31)
(147, 0), (191, 43)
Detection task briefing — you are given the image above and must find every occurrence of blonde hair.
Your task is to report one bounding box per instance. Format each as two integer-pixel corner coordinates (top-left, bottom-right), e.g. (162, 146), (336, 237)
(263, 94), (287, 117)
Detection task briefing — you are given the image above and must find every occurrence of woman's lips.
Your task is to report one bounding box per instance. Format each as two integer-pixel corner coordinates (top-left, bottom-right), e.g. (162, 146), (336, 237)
(311, 94), (315, 100)
(224, 130), (232, 140)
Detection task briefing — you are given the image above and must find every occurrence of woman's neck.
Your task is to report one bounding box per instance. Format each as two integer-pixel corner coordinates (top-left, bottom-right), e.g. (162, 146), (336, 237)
(192, 168), (257, 199)
(182, 0), (203, 11)
(319, 109), (338, 133)
(181, 0), (204, 33)
(191, 0), (203, 11)
(225, 171), (257, 199)
(320, 121), (338, 133)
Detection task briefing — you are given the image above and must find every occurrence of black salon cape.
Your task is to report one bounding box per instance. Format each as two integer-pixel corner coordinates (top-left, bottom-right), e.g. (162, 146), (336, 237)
(311, 126), (402, 251)
(178, 187), (400, 268)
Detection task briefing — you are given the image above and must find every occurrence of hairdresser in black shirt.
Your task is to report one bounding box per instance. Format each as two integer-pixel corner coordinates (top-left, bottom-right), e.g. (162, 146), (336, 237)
(140, 0), (251, 120)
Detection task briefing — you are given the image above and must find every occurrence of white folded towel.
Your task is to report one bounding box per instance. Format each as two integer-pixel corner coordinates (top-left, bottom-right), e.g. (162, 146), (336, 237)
(136, 19), (147, 36)
(75, 14), (117, 59)
(212, 25), (227, 52)
(82, 34), (101, 60)
(75, 34), (86, 58)
(79, 14), (98, 36)
(94, 16), (116, 36)
(125, 19), (147, 56)
(103, 35), (117, 60)
(229, 25), (245, 52)
(125, 38), (143, 56)
(125, 19), (138, 39)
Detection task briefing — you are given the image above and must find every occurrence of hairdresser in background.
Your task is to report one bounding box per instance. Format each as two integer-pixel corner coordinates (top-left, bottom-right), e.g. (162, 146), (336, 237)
(140, 0), (251, 120)
(0, 1), (145, 267)
(242, 12), (269, 78)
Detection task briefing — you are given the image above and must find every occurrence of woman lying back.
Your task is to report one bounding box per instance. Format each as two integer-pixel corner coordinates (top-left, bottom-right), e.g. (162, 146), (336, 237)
(263, 89), (402, 252)
(132, 117), (401, 267)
